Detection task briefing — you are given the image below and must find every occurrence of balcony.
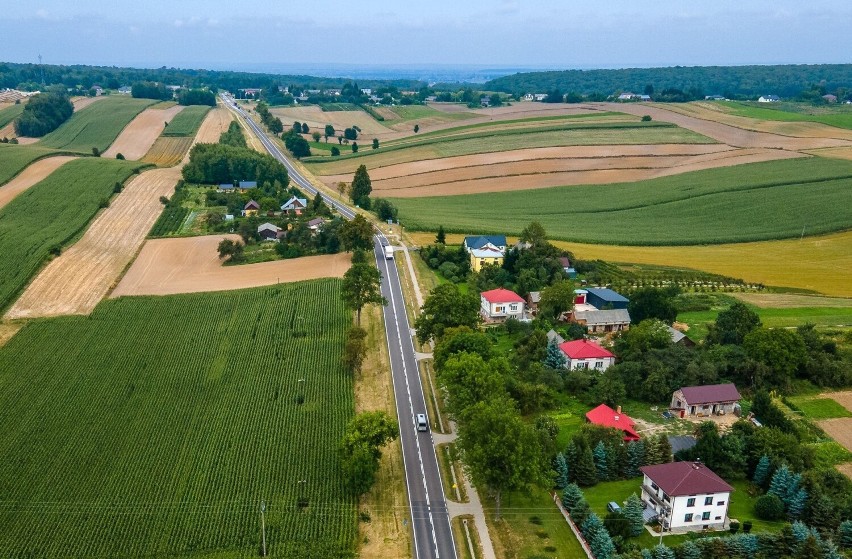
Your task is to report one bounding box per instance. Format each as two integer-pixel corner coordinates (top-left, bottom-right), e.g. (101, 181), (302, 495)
(642, 487), (672, 516)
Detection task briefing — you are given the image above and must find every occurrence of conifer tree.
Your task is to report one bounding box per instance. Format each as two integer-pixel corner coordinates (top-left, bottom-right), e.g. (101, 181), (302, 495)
(570, 498), (592, 527)
(435, 225), (446, 245)
(655, 434), (672, 463)
(593, 441), (608, 481)
(652, 543), (676, 559)
(678, 540), (701, 559)
(581, 512), (605, 540)
(574, 442), (598, 487)
(753, 455), (771, 487)
(787, 487), (808, 520)
(544, 338), (567, 369)
(562, 483), (583, 511)
(554, 452), (570, 490)
(626, 440), (645, 478)
(838, 520), (852, 549)
(589, 527), (616, 559)
(623, 493), (645, 536)
(768, 464), (793, 500)
(605, 443), (621, 481)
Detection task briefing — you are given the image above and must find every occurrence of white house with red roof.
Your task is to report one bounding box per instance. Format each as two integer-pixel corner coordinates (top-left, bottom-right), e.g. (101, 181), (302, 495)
(558, 339), (615, 371)
(640, 461), (734, 532)
(480, 288), (525, 321)
(585, 403), (640, 441)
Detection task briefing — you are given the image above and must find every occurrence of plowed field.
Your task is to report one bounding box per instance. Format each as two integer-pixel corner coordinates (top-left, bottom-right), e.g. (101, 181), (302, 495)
(818, 419), (852, 452)
(270, 105), (392, 136)
(102, 104), (184, 160)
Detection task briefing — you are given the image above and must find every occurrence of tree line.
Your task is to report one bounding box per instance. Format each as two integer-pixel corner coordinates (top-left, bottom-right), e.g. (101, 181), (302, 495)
(13, 92), (73, 137)
(181, 142), (289, 186)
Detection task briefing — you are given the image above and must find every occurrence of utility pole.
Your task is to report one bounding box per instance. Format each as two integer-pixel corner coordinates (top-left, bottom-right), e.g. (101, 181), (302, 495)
(260, 500), (267, 557)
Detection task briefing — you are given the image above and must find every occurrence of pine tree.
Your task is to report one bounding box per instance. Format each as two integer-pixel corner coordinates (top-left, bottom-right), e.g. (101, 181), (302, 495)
(838, 519), (852, 548)
(562, 483), (583, 511)
(655, 434), (672, 463)
(435, 225), (446, 245)
(791, 520), (812, 543)
(626, 440), (645, 478)
(787, 487), (808, 520)
(678, 540), (702, 559)
(768, 464), (792, 500)
(821, 539), (843, 559)
(796, 535), (823, 559)
(641, 549), (653, 559)
(593, 441), (608, 481)
(574, 442), (598, 487)
(753, 455), (771, 487)
(544, 338), (567, 369)
(623, 493), (645, 536)
(581, 512), (605, 540)
(644, 437), (662, 466)
(554, 452), (569, 490)
(565, 440), (579, 482)
(570, 498), (592, 527)
(653, 543), (676, 559)
(589, 527), (616, 559)
(605, 443), (621, 481)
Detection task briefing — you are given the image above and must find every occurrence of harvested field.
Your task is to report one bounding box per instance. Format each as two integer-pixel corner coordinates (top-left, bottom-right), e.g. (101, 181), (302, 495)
(818, 418), (852, 452)
(270, 105), (392, 136)
(102, 104), (184, 160)
(40, 97), (155, 153)
(838, 463), (852, 481)
(142, 136), (194, 167)
(826, 392), (852, 413)
(805, 146), (852, 161)
(731, 293), (852, 308)
(5, 167), (182, 319)
(71, 96), (105, 111)
(0, 155), (76, 210)
(194, 106), (235, 143)
(0, 323), (20, 348)
(112, 235), (352, 297)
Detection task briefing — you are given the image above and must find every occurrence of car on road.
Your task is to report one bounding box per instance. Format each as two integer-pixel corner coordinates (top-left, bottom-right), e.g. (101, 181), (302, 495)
(384, 245), (394, 260)
(416, 413), (428, 432)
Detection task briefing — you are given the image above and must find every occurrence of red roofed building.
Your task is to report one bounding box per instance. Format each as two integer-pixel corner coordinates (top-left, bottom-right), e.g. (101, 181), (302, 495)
(640, 461), (734, 532)
(480, 288), (526, 322)
(585, 403), (640, 441)
(558, 339), (615, 371)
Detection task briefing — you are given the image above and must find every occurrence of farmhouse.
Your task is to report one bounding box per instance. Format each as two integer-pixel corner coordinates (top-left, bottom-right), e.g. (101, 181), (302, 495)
(640, 461), (733, 532)
(705, 95), (726, 101)
(618, 92), (639, 101)
(307, 217), (326, 233)
(534, 94), (547, 101)
(585, 404), (640, 441)
(480, 288), (525, 322)
(823, 94), (838, 103)
(559, 256), (578, 279)
(558, 339), (615, 371)
(281, 196), (308, 215)
(217, 183), (235, 192)
(469, 243), (504, 271)
(464, 235), (507, 253)
(573, 309), (631, 334)
(523, 93), (534, 101)
(242, 200), (260, 217)
(361, 88), (372, 96)
(257, 223), (282, 242)
(758, 95), (781, 103)
(670, 384), (741, 418)
(237, 180), (257, 192)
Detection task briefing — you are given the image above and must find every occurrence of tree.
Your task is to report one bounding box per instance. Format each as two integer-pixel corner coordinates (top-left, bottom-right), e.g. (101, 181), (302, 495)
(624, 493), (645, 536)
(562, 483), (583, 510)
(456, 398), (546, 519)
(581, 512), (605, 539)
(217, 238), (243, 262)
(415, 283), (481, 344)
(372, 138), (379, 149)
(538, 280), (575, 320)
(325, 124), (335, 138)
(592, 373), (627, 408)
(543, 339), (567, 369)
(331, 146), (340, 156)
(554, 452), (569, 489)
(301, 123), (309, 134)
(707, 302), (761, 345)
(593, 441), (608, 481)
(652, 543), (675, 559)
(625, 441), (645, 478)
(433, 326), (492, 370)
(338, 214), (374, 252)
(344, 127), (358, 140)
(340, 411), (399, 495)
(342, 326), (367, 374)
(589, 529), (616, 559)
(520, 221), (548, 246)
(628, 287), (678, 324)
(769, 464), (794, 500)
(437, 353), (507, 420)
(351, 142), (358, 153)
(604, 510), (632, 540)
(350, 165), (372, 208)
(570, 498), (592, 527)
(744, 328), (808, 383)
(753, 455), (771, 486)
(838, 520), (852, 549)
(435, 225), (446, 244)
(413, 124), (419, 133)
(574, 441), (598, 487)
(312, 131), (321, 143)
(341, 261), (387, 325)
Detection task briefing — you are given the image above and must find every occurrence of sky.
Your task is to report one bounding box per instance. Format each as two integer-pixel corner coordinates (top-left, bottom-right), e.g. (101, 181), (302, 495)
(2, 0), (851, 72)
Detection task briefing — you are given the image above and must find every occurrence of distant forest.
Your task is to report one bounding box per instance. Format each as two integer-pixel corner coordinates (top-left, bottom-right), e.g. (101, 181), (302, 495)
(484, 64), (852, 98)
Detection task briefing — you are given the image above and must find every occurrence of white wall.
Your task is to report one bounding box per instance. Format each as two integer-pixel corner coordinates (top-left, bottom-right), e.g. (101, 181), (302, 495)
(481, 298), (524, 319)
(641, 475), (730, 530)
(566, 356), (614, 371)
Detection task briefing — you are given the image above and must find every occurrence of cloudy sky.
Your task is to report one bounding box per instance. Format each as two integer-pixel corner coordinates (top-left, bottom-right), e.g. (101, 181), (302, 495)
(2, 0), (851, 71)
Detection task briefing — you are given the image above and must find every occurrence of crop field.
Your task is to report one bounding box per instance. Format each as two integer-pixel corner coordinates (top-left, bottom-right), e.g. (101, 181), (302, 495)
(0, 144), (75, 186)
(722, 101), (852, 130)
(0, 158), (143, 312)
(269, 105), (393, 136)
(0, 281), (357, 558)
(39, 96), (156, 152)
(102, 104), (185, 160)
(0, 155), (76, 210)
(142, 136), (194, 166)
(390, 157), (852, 245)
(0, 103), (24, 128)
(162, 105), (212, 137)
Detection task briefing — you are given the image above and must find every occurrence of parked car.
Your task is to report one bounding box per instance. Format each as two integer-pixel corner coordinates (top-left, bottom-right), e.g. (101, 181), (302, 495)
(607, 501), (621, 513)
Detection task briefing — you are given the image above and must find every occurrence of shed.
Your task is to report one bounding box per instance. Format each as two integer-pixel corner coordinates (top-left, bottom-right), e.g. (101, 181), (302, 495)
(585, 287), (629, 310)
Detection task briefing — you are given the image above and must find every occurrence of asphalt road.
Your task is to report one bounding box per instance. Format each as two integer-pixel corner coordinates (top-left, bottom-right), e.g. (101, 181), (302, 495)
(223, 95), (457, 559)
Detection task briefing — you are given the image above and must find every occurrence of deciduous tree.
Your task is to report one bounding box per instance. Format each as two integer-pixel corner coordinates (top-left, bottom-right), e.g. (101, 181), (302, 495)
(341, 261), (387, 325)
(338, 214), (374, 252)
(415, 284), (481, 344)
(350, 165), (372, 208)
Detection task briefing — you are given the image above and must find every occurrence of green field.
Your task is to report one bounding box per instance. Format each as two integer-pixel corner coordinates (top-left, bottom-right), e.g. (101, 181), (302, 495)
(390, 157), (852, 245)
(0, 103), (25, 129)
(722, 101), (852, 130)
(0, 144), (75, 186)
(162, 105), (212, 137)
(387, 104), (477, 123)
(0, 158), (144, 310)
(40, 96), (155, 152)
(679, 306), (852, 340)
(0, 281), (356, 558)
(785, 396), (852, 419)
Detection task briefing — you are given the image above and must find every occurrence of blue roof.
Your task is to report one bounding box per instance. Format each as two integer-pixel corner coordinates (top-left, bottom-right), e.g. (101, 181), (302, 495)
(218, 183), (234, 189)
(464, 235), (507, 249)
(239, 180), (258, 188)
(585, 287), (629, 303)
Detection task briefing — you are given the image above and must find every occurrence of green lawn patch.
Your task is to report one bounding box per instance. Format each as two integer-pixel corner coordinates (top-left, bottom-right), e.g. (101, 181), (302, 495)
(389, 104), (477, 123)
(40, 96), (155, 152)
(723, 101), (852, 130)
(0, 103), (25, 129)
(391, 157), (852, 246)
(786, 396), (852, 419)
(0, 280), (356, 558)
(0, 158), (145, 310)
(680, 304), (852, 341)
(726, 480), (786, 534)
(161, 105), (211, 137)
(0, 144), (75, 186)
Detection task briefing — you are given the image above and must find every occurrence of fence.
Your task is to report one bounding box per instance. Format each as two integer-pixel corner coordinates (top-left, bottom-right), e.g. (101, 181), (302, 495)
(552, 492), (595, 559)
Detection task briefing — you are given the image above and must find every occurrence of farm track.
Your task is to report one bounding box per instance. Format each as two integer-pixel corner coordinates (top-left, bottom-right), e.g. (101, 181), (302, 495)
(111, 235), (352, 297)
(102, 105), (184, 160)
(0, 156), (76, 210)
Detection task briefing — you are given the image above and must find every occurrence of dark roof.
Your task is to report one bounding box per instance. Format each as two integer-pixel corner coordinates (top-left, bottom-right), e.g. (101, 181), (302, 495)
(464, 235), (507, 249)
(640, 461), (733, 496)
(239, 181), (258, 188)
(244, 200), (260, 210)
(585, 287), (629, 303)
(679, 383), (741, 405)
(668, 436), (697, 454)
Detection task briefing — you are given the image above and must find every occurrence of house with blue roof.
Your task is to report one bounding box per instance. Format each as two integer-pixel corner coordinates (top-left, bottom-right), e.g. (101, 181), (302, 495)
(463, 235), (507, 253)
(585, 287), (629, 310)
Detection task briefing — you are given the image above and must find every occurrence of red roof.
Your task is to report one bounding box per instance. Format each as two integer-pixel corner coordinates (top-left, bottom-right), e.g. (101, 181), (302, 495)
(480, 288), (525, 304)
(585, 403), (640, 441)
(558, 339), (614, 360)
(679, 384), (741, 405)
(640, 462), (734, 496)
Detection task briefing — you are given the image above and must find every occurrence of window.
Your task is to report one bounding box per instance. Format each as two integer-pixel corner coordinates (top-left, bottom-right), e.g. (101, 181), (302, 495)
(704, 496), (713, 506)
(715, 516), (722, 520)
(594, 361), (603, 369)
(684, 513), (693, 522)
(651, 482), (659, 491)
(578, 362), (588, 369)
(509, 304), (518, 311)
(702, 511), (711, 521)
(686, 498), (695, 507)
(717, 501), (725, 506)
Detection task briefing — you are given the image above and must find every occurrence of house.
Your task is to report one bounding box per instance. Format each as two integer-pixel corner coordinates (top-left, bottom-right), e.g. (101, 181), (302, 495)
(534, 93), (547, 101)
(573, 309), (631, 334)
(281, 196), (308, 215)
(464, 235), (507, 253)
(243, 200), (260, 217)
(546, 329), (565, 345)
(224, 214), (235, 221)
(258, 222), (282, 241)
(585, 404), (640, 441)
(324, 88), (342, 96)
(558, 256), (577, 279)
(667, 435), (697, 455)
(585, 287), (629, 310)
(480, 97), (490, 107)
(639, 94), (652, 101)
(117, 86), (132, 95)
(217, 183), (235, 192)
(618, 92), (638, 101)
(241, 88), (262, 97)
(480, 288), (525, 322)
(523, 93), (534, 101)
(640, 461), (734, 532)
(469, 243), (504, 271)
(670, 384), (741, 418)
(307, 217), (326, 233)
(558, 339), (615, 371)
(758, 95), (780, 103)
(92, 85), (104, 96)
(527, 291), (541, 314)
(666, 325), (696, 347)
(823, 94), (838, 103)
(705, 94), (726, 101)
(360, 88), (372, 96)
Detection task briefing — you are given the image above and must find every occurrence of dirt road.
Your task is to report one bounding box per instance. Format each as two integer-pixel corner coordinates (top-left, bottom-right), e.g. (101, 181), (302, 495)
(111, 235), (352, 297)
(0, 156), (76, 209)
(102, 105), (184, 160)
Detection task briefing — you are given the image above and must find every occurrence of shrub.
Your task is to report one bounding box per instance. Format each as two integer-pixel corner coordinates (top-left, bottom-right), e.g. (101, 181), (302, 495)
(115, 153), (125, 160)
(742, 520), (752, 533)
(754, 493), (785, 520)
(92, 147), (100, 157)
(729, 520), (740, 534)
(331, 146), (340, 156)
(641, 115), (652, 122)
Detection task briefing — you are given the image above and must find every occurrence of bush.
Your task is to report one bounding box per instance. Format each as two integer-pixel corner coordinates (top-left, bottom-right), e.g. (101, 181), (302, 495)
(115, 153), (125, 160)
(92, 147), (100, 157)
(729, 520), (740, 534)
(754, 494), (785, 520)
(331, 146), (340, 156)
(641, 115), (652, 122)
(742, 520), (752, 533)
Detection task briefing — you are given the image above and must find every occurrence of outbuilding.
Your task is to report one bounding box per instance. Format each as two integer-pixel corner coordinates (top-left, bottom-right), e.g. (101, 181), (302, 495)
(670, 383), (741, 418)
(558, 339), (615, 371)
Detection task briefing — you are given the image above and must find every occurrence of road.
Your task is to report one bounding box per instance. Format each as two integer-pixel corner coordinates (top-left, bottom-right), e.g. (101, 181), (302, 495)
(223, 95), (457, 559)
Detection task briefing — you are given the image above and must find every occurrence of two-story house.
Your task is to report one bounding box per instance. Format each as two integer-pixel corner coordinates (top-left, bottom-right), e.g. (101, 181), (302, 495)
(480, 288), (525, 322)
(640, 461), (734, 533)
(469, 243), (504, 271)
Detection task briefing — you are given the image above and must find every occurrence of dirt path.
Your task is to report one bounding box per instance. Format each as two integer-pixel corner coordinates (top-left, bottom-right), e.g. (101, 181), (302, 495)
(111, 235), (352, 297)
(0, 156), (76, 209)
(102, 105), (185, 160)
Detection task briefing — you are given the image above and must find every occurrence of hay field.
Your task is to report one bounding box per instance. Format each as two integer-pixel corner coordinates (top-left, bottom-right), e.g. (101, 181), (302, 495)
(731, 293), (852, 308)
(0, 155), (76, 210)
(270, 105), (392, 136)
(39, 97), (156, 152)
(112, 235), (352, 297)
(142, 137), (194, 167)
(102, 104), (184, 160)
(194, 106), (235, 143)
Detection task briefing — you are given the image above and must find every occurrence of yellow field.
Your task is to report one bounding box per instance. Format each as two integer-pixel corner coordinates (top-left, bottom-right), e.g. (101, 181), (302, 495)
(142, 136), (194, 167)
(407, 230), (852, 297)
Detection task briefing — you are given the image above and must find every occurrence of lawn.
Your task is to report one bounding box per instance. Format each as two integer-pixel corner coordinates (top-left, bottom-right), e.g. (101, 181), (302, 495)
(162, 105), (211, 137)
(722, 101), (852, 130)
(0, 157), (145, 311)
(0, 143), (74, 185)
(40, 96), (155, 152)
(0, 280), (356, 558)
(0, 103), (25, 128)
(785, 396), (852, 419)
(390, 157), (852, 246)
(679, 306), (852, 341)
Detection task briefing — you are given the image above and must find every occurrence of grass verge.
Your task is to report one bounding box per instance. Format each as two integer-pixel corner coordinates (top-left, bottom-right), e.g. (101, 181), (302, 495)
(452, 515), (483, 559)
(437, 443), (468, 503)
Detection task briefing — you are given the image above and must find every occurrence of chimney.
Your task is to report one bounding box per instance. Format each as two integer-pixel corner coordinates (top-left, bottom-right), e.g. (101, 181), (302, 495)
(617, 405), (622, 415)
